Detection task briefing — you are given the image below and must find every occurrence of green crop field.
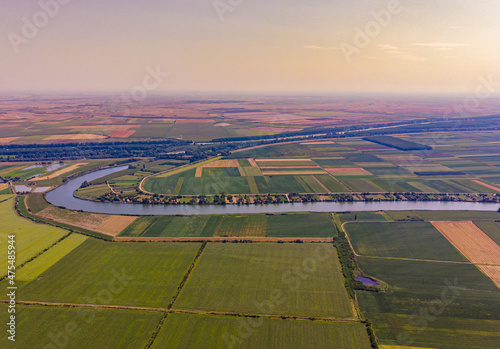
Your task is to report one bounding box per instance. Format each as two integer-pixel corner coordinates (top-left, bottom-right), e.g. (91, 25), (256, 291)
(152, 313), (372, 349)
(17, 234), (88, 282)
(0, 304), (161, 349)
(25, 193), (51, 214)
(337, 212), (386, 224)
(265, 213), (336, 238)
(356, 257), (500, 349)
(119, 213), (336, 238)
(175, 243), (354, 318)
(415, 210), (500, 221)
(0, 198), (68, 277)
(345, 222), (468, 261)
(3, 239), (201, 308)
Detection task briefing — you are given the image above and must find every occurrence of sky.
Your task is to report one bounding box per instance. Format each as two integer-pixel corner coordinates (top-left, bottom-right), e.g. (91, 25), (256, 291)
(1, 0), (499, 94)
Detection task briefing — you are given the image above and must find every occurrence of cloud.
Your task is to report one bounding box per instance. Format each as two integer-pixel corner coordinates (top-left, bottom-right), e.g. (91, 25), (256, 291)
(377, 44), (399, 51)
(302, 45), (339, 50)
(413, 43), (467, 49)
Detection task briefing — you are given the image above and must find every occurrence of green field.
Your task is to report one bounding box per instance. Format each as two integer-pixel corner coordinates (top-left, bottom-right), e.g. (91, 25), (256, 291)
(153, 313), (372, 349)
(0, 198), (68, 277)
(345, 222), (468, 261)
(25, 193), (51, 214)
(17, 234), (88, 282)
(119, 213), (336, 238)
(3, 239), (201, 308)
(0, 304), (161, 349)
(356, 257), (500, 349)
(175, 243), (354, 318)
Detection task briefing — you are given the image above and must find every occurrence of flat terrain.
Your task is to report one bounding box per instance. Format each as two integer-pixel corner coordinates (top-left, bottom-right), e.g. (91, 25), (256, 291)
(0, 304), (161, 349)
(431, 221), (500, 265)
(345, 221), (468, 262)
(0, 197), (67, 277)
(2, 239), (201, 308)
(357, 258), (500, 349)
(152, 313), (372, 349)
(119, 212), (336, 238)
(175, 243), (354, 318)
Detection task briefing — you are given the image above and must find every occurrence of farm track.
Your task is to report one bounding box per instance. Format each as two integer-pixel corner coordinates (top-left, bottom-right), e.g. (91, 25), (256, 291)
(0, 300), (358, 323)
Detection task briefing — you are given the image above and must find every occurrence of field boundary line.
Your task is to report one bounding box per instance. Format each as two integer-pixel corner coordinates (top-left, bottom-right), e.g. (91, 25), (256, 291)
(0, 300), (165, 312)
(359, 255), (472, 265)
(0, 231), (72, 282)
(144, 241), (207, 349)
(170, 308), (359, 323)
(114, 236), (334, 242)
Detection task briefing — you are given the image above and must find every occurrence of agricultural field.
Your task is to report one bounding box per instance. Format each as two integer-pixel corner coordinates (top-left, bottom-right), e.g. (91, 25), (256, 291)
(0, 305), (162, 349)
(175, 243), (354, 318)
(28, 196), (137, 237)
(0, 197), (68, 277)
(2, 239), (202, 308)
(152, 313), (372, 349)
(348, 209), (500, 349)
(356, 258), (500, 349)
(344, 222), (468, 262)
(118, 212), (336, 238)
(143, 134), (500, 197)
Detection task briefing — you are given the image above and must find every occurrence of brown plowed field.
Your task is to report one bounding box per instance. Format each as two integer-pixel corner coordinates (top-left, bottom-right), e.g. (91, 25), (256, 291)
(431, 221), (500, 266)
(97, 215), (138, 236)
(477, 265), (500, 288)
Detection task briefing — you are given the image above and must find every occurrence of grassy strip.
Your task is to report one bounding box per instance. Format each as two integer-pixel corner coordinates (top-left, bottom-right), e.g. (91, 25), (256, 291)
(17, 196), (113, 241)
(331, 214), (380, 348)
(332, 215), (383, 299)
(145, 242), (208, 349)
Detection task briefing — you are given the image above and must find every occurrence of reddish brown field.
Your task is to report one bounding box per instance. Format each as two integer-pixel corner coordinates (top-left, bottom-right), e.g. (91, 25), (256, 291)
(325, 167), (365, 172)
(43, 134), (107, 141)
(470, 180), (500, 192)
(260, 166), (321, 169)
(431, 221), (500, 266)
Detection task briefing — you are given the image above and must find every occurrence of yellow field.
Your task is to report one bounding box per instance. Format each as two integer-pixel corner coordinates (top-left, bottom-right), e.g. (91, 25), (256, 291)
(380, 346), (435, 349)
(200, 159), (239, 167)
(96, 215), (137, 237)
(248, 158), (259, 167)
(16, 234), (88, 282)
(43, 134), (107, 140)
(30, 163), (87, 181)
(0, 183), (9, 191)
(195, 167), (203, 177)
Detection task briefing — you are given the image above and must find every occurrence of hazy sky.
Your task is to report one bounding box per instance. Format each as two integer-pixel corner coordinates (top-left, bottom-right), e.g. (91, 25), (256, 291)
(1, 0), (499, 94)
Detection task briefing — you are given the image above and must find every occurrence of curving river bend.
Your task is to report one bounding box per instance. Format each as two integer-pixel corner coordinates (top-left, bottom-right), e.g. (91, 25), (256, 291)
(45, 166), (500, 216)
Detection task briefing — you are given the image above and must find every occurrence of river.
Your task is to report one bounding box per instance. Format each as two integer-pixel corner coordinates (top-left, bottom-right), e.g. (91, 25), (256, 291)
(45, 166), (500, 216)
